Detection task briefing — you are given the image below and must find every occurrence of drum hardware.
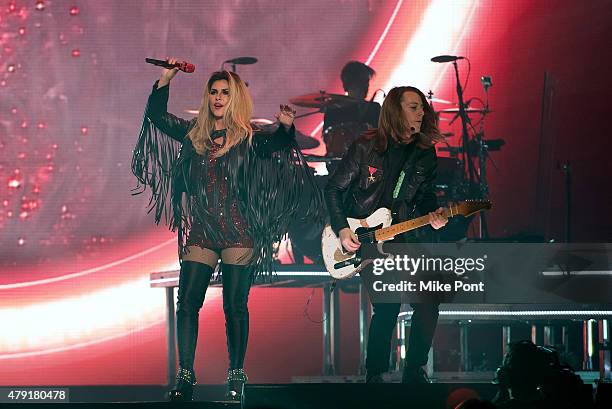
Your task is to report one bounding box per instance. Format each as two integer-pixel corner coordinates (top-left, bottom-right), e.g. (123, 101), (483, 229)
(438, 138), (505, 156)
(438, 107), (492, 114)
(431, 55), (494, 238)
(427, 90), (453, 106)
(289, 91), (373, 157)
(322, 122), (369, 158)
(288, 91), (360, 121)
(289, 91), (358, 110)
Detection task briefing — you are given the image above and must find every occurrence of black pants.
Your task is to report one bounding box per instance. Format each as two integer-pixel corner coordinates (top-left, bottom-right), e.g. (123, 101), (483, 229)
(365, 302), (439, 375)
(176, 261), (252, 371)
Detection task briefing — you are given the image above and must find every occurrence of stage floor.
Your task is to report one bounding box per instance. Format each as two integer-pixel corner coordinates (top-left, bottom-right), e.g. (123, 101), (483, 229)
(0, 378), (605, 408)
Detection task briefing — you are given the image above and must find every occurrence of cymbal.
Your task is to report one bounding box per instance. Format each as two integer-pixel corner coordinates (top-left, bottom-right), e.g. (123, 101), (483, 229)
(437, 108), (491, 114)
(295, 131), (320, 149)
(250, 117), (274, 126)
(289, 92), (358, 109)
(428, 97), (453, 104)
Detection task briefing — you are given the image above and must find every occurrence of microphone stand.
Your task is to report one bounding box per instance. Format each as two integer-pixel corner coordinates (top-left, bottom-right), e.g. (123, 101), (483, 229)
(474, 128), (490, 239)
(451, 60), (491, 239)
(452, 60), (476, 192)
(475, 81), (492, 239)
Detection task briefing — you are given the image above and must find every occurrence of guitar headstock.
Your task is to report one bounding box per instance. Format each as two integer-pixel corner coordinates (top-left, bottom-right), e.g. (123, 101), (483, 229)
(450, 200), (492, 217)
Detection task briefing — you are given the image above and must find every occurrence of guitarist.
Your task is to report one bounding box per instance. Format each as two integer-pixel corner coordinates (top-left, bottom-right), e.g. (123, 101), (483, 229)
(324, 86), (448, 384)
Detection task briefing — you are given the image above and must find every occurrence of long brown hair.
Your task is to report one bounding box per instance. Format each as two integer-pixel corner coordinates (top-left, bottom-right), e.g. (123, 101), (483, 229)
(366, 86), (443, 153)
(187, 71), (253, 157)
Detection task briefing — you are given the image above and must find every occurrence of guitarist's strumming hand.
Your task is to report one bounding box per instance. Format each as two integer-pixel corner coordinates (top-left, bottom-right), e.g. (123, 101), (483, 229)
(429, 207), (448, 229)
(339, 227), (361, 252)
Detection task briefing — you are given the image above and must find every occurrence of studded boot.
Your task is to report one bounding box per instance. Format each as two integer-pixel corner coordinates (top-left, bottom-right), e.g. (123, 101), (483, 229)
(168, 367), (196, 401)
(225, 368), (247, 401)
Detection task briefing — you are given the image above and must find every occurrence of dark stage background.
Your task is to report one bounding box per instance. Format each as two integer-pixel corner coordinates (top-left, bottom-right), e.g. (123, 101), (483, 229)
(0, 0), (610, 385)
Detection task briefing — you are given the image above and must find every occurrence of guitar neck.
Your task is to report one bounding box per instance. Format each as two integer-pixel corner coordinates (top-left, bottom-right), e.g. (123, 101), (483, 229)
(374, 206), (456, 242)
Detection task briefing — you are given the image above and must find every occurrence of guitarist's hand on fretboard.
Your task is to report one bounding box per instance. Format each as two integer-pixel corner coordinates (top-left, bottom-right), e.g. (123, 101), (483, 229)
(339, 227), (361, 252)
(429, 207), (448, 230)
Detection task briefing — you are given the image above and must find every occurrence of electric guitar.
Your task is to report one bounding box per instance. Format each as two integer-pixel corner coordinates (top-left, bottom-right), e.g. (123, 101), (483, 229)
(321, 200), (492, 280)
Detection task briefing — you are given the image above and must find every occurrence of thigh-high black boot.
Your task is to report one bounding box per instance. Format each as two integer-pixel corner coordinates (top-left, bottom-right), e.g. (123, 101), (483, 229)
(221, 263), (252, 400)
(169, 261), (214, 401)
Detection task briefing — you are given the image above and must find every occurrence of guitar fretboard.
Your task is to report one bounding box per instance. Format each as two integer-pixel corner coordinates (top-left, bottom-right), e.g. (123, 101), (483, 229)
(373, 206), (455, 241)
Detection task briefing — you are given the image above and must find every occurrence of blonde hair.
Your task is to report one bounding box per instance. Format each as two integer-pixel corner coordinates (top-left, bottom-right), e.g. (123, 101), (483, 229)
(187, 71), (253, 157)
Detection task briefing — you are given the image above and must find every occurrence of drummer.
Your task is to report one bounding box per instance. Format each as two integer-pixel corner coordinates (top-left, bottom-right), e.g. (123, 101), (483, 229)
(323, 61), (381, 157)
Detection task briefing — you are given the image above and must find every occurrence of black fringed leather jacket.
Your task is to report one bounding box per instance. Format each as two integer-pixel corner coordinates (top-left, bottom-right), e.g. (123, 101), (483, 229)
(324, 134), (438, 236)
(132, 82), (323, 278)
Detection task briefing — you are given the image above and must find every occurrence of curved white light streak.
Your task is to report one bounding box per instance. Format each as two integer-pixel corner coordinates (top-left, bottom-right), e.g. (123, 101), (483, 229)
(0, 237), (176, 290)
(383, 0), (479, 92)
(430, 1), (479, 93)
(365, 0), (404, 66)
(0, 277), (165, 355)
(0, 273), (222, 356)
(310, 0), (479, 138)
(0, 319), (164, 360)
(309, 0), (404, 138)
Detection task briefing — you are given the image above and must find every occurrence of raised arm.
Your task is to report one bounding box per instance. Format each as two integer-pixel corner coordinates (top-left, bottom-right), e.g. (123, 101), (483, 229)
(145, 82), (192, 143)
(253, 104), (297, 156)
(132, 59), (192, 224)
(145, 58), (192, 142)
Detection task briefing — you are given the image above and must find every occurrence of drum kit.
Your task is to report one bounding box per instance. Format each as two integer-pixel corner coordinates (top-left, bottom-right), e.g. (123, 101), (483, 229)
(287, 88), (503, 174)
(288, 91), (368, 158)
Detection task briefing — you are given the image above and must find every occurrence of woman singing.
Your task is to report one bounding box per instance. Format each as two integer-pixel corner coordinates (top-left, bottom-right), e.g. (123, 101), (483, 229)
(132, 59), (322, 401)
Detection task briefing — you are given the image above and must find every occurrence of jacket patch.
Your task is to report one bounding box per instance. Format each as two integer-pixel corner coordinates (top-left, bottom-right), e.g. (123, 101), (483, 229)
(367, 166), (379, 182)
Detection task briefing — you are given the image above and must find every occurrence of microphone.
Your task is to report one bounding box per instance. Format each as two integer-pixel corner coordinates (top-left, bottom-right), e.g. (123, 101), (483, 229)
(223, 57), (258, 65)
(145, 58), (195, 73)
(431, 55), (464, 63)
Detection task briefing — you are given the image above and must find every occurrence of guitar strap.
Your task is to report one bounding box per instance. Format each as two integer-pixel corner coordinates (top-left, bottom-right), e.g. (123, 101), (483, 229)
(391, 170), (406, 200)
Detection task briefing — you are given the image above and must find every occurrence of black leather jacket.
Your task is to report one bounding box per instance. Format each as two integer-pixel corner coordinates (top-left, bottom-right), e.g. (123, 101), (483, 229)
(324, 134), (438, 235)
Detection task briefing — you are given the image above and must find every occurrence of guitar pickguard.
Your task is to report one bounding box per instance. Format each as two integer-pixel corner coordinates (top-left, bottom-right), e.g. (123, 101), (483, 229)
(322, 208), (393, 280)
